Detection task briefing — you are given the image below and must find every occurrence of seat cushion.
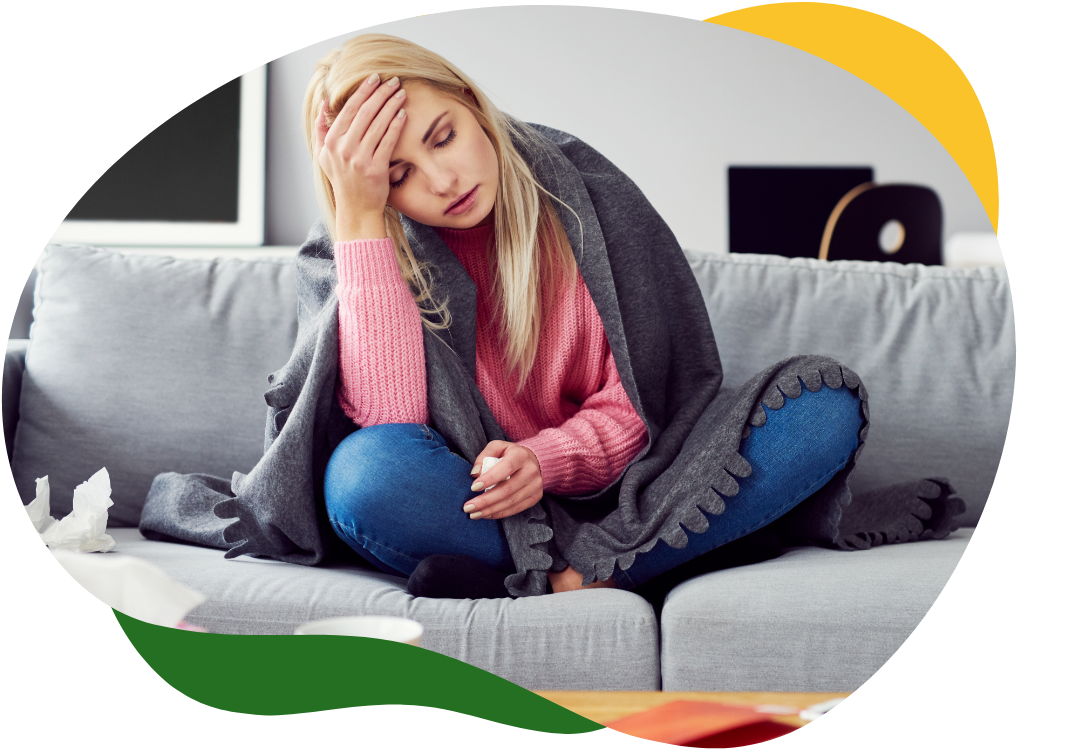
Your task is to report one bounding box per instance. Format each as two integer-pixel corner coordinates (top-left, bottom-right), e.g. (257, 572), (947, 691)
(107, 529), (660, 691)
(660, 528), (972, 692)
(686, 251), (1014, 527)
(11, 245), (299, 525)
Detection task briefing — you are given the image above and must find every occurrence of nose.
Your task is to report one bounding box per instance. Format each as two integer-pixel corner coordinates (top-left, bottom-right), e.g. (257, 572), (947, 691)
(424, 163), (458, 197)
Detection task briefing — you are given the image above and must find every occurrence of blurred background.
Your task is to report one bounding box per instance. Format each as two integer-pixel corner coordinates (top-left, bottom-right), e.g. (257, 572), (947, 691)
(12, 5), (1002, 339)
(262, 6), (995, 251)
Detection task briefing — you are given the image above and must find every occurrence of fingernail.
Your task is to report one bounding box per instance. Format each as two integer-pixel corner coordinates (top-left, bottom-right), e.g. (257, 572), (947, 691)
(394, 89), (405, 99)
(469, 512), (483, 520)
(387, 76), (400, 87)
(463, 504), (475, 513)
(470, 481), (483, 492)
(367, 73), (379, 84)
(470, 466), (480, 476)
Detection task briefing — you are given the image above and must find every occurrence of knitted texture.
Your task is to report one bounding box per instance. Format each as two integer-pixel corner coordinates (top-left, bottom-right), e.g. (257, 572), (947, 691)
(138, 123), (966, 598)
(335, 238), (428, 425)
(334, 228), (646, 496)
(435, 223), (647, 495)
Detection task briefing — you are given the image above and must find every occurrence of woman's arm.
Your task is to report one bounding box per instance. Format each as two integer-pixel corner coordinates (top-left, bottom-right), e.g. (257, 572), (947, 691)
(517, 352), (646, 496)
(467, 350), (647, 520)
(336, 238), (428, 426)
(310, 73), (428, 425)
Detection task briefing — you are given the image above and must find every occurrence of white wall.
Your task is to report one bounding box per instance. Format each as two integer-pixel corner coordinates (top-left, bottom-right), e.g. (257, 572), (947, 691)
(264, 6), (992, 252)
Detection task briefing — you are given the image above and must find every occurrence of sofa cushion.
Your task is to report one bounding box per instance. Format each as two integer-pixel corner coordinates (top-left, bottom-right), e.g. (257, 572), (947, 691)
(4, 339), (28, 462)
(659, 528), (972, 692)
(11, 245), (299, 525)
(13, 245), (1011, 532)
(686, 252), (1013, 526)
(105, 528), (660, 691)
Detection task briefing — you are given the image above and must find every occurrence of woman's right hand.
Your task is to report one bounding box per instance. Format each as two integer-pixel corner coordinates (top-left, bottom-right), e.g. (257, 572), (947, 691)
(312, 74), (408, 240)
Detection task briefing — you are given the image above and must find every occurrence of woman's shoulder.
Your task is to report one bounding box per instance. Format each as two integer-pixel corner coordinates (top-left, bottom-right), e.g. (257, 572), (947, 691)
(520, 121), (602, 159)
(515, 121), (633, 186)
(520, 121), (578, 147)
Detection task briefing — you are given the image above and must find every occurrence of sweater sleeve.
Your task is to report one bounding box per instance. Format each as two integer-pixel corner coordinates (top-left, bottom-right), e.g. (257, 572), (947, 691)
(335, 238), (428, 426)
(517, 350), (647, 496)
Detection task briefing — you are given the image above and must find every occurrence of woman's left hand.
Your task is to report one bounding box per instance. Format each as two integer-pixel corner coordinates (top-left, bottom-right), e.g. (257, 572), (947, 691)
(463, 441), (543, 520)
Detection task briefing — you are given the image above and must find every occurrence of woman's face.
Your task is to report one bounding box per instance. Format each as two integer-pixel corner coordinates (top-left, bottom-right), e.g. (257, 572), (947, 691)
(385, 82), (499, 229)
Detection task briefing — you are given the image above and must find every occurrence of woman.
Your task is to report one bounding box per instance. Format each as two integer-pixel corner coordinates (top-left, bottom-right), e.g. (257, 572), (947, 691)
(141, 33), (960, 598)
(305, 33), (866, 599)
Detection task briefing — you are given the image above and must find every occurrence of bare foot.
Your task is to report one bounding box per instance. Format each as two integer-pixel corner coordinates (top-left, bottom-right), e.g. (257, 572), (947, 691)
(548, 565), (618, 593)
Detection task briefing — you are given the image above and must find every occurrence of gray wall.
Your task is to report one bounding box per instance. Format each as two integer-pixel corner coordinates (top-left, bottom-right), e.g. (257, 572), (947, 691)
(264, 6), (992, 251)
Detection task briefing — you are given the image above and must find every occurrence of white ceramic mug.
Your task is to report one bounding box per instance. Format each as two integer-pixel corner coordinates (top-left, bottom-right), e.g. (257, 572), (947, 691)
(294, 615), (424, 646)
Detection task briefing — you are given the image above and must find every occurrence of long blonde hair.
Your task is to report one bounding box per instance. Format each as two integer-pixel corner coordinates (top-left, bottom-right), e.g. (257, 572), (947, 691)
(303, 33), (579, 390)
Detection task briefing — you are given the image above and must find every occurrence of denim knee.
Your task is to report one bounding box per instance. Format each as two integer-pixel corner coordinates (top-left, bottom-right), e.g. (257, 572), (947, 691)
(322, 423), (515, 576)
(788, 382), (862, 465)
(740, 381), (864, 496)
(323, 423), (423, 534)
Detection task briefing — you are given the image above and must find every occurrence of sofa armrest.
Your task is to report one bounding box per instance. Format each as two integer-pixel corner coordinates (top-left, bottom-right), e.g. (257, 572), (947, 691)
(4, 339), (28, 463)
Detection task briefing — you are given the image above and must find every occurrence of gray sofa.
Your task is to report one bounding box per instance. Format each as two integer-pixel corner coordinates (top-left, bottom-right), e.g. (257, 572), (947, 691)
(3, 244), (1013, 692)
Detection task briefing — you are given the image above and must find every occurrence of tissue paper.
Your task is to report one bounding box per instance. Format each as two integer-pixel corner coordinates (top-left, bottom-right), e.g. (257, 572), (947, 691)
(25, 476), (53, 534)
(27, 469), (117, 552)
(480, 456), (511, 492)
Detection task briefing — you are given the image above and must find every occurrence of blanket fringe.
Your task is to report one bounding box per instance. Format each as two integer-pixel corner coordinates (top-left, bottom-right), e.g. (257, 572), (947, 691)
(560, 357), (951, 587)
(835, 477), (965, 550)
(502, 503), (555, 597)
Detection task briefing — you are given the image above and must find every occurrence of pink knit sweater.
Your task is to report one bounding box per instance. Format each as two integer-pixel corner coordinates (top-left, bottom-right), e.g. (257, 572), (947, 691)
(335, 223), (647, 495)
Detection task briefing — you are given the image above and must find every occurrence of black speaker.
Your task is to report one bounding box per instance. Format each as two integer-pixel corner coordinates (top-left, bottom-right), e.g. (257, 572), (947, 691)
(820, 184), (942, 265)
(728, 166), (873, 258)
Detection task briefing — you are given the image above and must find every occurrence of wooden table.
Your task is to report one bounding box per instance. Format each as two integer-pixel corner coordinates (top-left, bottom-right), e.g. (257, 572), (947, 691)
(534, 691), (851, 729)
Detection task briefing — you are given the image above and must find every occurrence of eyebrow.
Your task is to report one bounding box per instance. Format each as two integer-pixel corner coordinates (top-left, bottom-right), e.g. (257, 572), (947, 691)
(389, 110), (449, 167)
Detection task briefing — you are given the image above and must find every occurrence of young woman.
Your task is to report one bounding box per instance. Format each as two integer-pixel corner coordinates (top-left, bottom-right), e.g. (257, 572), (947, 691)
(303, 33), (867, 599)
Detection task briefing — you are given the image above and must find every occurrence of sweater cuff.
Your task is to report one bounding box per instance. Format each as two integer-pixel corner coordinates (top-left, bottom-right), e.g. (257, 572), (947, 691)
(518, 433), (571, 493)
(335, 238), (402, 288)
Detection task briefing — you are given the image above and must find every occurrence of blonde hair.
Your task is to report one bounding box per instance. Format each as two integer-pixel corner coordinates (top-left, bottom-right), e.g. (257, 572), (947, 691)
(303, 33), (579, 390)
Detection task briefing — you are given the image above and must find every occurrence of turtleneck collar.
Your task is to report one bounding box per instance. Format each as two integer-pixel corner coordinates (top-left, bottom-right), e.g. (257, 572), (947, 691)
(434, 221), (494, 260)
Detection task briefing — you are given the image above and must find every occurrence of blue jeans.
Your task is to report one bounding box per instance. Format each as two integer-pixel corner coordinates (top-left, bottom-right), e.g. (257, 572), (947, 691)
(325, 423), (517, 576)
(324, 383), (862, 586)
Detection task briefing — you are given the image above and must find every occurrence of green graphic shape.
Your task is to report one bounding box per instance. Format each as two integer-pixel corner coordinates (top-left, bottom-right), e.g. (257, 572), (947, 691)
(115, 611), (602, 732)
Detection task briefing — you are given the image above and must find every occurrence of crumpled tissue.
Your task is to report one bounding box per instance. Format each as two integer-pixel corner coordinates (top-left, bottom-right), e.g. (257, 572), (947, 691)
(52, 550), (207, 628)
(25, 469), (117, 552)
(480, 455), (511, 491)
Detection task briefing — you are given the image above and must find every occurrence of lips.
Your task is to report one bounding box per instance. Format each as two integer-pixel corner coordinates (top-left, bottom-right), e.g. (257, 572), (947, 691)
(445, 185), (479, 216)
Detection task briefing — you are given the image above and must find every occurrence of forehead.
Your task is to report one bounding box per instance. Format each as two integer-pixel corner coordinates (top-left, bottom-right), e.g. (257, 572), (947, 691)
(388, 83), (469, 167)
(401, 81), (456, 109)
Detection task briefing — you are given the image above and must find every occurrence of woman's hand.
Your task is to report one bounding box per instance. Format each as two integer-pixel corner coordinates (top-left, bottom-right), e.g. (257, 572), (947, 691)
(311, 74), (408, 240)
(463, 441), (543, 521)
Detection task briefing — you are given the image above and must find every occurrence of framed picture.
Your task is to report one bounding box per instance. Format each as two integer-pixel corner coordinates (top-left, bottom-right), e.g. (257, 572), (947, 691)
(50, 66), (266, 246)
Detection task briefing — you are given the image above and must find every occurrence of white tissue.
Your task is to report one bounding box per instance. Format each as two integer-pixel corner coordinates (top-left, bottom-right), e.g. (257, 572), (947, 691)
(480, 456), (511, 492)
(52, 550), (207, 628)
(25, 476), (54, 534)
(27, 469), (117, 552)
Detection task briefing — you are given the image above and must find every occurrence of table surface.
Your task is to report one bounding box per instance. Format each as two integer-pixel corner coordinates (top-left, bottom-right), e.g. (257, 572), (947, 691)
(534, 691), (851, 728)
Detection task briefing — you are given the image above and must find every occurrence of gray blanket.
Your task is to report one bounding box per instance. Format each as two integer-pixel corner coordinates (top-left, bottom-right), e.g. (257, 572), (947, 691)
(140, 122), (964, 597)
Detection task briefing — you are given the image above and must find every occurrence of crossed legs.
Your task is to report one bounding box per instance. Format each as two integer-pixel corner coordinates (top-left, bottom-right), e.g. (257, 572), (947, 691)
(323, 381), (863, 594)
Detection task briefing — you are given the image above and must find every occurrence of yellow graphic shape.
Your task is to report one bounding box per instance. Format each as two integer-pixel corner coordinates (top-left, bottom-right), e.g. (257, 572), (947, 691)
(707, 3), (997, 232)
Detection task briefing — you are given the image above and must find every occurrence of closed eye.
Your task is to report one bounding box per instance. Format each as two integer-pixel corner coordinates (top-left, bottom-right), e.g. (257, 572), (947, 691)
(435, 128), (456, 148)
(390, 128), (457, 189)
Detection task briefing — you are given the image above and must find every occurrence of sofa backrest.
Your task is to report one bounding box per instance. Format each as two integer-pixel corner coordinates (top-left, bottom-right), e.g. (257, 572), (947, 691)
(10, 245), (299, 526)
(685, 251), (1014, 527)
(8, 245), (1012, 529)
